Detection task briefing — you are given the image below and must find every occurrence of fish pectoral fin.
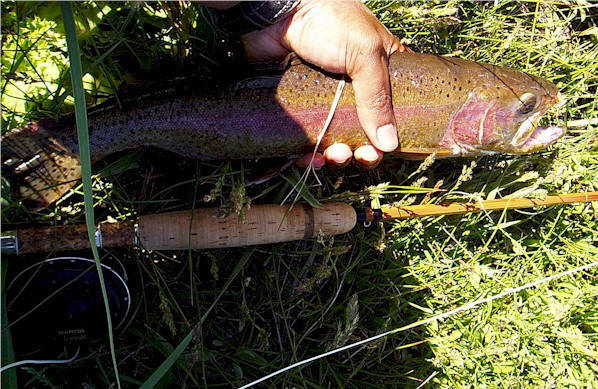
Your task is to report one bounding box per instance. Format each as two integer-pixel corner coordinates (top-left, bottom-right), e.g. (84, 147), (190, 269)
(246, 159), (295, 187)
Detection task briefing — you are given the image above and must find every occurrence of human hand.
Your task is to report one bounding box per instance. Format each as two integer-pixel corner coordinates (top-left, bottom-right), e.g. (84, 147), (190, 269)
(241, 0), (408, 168)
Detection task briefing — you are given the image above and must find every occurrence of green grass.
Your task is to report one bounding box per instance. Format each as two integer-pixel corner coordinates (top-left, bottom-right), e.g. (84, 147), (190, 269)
(1, 1), (597, 388)
(60, 3), (120, 388)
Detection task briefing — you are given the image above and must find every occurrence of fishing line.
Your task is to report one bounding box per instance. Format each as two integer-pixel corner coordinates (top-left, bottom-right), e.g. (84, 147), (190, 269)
(477, 62), (525, 103)
(513, 206), (555, 216)
(435, 55), (526, 101)
(416, 371), (439, 389)
(281, 79), (346, 205)
(0, 347), (80, 373)
(7, 262), (96, 329)
(238, 260), (597, 389)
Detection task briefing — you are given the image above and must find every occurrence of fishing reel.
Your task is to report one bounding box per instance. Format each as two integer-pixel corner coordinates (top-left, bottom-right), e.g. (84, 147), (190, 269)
(5, 256), (131, 358)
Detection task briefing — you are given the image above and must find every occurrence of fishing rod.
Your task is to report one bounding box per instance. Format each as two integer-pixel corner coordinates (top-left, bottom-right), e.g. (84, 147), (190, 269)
(2, 192), (596, 255)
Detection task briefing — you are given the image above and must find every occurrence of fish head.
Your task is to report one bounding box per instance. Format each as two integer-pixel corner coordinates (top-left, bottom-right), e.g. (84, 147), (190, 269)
(443, 67), (565, 156)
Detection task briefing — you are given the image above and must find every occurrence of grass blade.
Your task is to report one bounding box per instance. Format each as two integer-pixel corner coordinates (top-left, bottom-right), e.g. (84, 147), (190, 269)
(239, 261), (598, 388)
(61, 3), (121, 388)
(140, 247), (256, 388)
(1, 261), (17, 388)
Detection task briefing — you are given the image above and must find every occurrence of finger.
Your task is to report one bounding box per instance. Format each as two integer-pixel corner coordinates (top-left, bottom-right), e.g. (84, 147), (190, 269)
(395, 41), (413, 53)
(389, 34), (412, 54)
(323, 143), (353, 167)
(390, 36), (411, 53)
(354, 145), (383, 167)
(351, 52), (398, 152)
(295, 153), (325, 169)
(402, 44), (414, 53)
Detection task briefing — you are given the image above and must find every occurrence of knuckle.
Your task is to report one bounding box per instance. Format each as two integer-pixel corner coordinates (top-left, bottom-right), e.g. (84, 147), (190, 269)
(387, 39), (402, 55)
(350, 28), (385, 55)
(367, 88), (392, 113)
(363, 37), (385, 56)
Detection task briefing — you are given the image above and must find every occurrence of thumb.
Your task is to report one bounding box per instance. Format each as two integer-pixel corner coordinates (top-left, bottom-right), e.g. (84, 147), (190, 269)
(350, 52), (398, 152)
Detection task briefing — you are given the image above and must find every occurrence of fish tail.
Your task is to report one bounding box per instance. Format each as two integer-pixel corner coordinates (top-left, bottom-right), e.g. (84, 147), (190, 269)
(1, 119), (81, 210)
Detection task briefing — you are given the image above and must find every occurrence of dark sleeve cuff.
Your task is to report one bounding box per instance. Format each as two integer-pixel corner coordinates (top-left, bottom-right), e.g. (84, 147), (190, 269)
(209, 0), (300, 35)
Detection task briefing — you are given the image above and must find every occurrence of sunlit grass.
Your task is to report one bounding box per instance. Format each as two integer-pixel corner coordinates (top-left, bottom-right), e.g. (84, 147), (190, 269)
(1, 1), (596, 387)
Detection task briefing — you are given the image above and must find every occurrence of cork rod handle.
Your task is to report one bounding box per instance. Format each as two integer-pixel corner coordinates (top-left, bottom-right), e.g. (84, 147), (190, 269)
(137, 202), (357, 250)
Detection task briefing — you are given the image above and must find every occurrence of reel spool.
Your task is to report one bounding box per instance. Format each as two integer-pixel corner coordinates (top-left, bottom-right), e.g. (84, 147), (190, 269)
(6, 257), (131, 357)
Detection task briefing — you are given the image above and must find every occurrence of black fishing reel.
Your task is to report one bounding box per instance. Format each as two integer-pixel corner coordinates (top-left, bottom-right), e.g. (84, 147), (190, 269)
(5, 257), (131, 358)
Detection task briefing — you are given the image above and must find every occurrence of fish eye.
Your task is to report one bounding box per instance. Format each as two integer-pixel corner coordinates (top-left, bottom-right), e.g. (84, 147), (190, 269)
(517, 92), (537, 114)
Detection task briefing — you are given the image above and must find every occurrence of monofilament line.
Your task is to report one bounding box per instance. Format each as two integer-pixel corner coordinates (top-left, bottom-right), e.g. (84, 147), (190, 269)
(282, 79), (345, 205)
(0, 347), (80, 373)
(239, 260), (597, 389)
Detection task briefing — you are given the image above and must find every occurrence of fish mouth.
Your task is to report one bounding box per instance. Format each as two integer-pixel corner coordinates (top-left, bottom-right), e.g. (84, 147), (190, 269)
(511, 90), (566, 149)
(511, 112), (541, 147)
(510, 107), (565, 152)
(515, 125), (565, 152)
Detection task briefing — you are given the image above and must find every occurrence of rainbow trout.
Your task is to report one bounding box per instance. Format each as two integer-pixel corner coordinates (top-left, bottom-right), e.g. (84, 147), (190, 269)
(2, 52), (564, 209)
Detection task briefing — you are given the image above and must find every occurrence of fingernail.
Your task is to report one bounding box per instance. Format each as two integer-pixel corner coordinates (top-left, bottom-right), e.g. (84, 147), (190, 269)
(376, 124), (399, 152)
(354, 145), (382, 166)
(329, 159), (351, 169)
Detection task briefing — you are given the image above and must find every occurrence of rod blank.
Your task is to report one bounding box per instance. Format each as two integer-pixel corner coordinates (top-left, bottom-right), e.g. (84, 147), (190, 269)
(379, 192), (598, 220)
